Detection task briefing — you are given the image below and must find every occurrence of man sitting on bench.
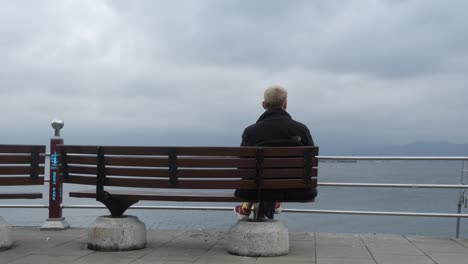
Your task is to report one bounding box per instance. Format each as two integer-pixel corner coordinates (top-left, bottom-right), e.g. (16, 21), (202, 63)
(234, 85), (317, 220)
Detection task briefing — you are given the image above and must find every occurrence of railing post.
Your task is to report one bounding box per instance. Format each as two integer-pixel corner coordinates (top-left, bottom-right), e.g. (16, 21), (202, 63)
(456, 160), (467, 238)
(41, 119), (70, 230)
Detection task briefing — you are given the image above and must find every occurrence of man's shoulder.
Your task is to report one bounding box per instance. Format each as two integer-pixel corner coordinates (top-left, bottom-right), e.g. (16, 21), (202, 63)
(244, 114), (309, 130)
(290, 118), (310, 131)
(242, 122), (258, 133)
(241, 113), (313, 146)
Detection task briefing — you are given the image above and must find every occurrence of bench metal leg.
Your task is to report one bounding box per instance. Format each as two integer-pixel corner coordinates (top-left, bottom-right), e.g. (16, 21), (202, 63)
(98, 192), (138, 217)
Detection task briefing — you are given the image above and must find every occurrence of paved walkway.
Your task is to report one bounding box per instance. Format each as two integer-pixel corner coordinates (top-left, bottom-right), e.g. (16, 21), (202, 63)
(1, 227), (468, 264)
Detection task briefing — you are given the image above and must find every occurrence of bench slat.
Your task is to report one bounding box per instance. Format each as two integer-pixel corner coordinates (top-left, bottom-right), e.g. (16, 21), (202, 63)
(0, 155), (46, 164)
(106, 157), (169, 167)
(175, 168), (254, 178)
(265, 168), (317, 178)
(0, 193), (43, 199)
(0, 176), (44, 185)
(106, 167), (316, 179)
(70, 190), (245, 202)
(177, 158), (317, 168)
(67, 156), (174, 166)
(0, 166), (45, 175)
(0, 145), (46, 154)
(61, 145), (318, 157)
(264, 147), (318, 157)
(69, 189), (315, 202)
(66, 167), (317, 179)
(106, 167), (167, 177)
(176, 168), (318, 178)
(65, 156), (317, 169)
(105, 178), (257, 189)
(67, 166), (98, 175)
(62, 146), (255, 156)
(263, 178), (317, 189)
(66, 155), (97, 165)
(178, 158), (255, 168)
(265, 158), (318, 168)
(66, 175), (96, 185)
(66, 178), (316, 189)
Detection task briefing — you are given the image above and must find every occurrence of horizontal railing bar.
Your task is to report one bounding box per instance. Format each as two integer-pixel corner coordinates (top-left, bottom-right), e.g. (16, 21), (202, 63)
(59, 205), (468, 218)
(25, 182), (468, 189)
(0, 205), (48, 208)
(319, 182), (468, 189)
(45, 153), (468, 161)
(3, 204), (468, 218)
(8, 181), (468, 189)
(318, 156), (468, 161)
(284, 209), (468, 218)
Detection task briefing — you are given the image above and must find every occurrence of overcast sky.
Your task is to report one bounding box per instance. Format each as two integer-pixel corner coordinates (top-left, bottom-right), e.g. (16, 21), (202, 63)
(1, 0), (467, 154)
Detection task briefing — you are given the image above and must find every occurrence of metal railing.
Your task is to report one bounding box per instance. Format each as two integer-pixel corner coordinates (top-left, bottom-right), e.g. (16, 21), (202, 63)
(318, 155), (468, 238)
(1, 155), (468, 237)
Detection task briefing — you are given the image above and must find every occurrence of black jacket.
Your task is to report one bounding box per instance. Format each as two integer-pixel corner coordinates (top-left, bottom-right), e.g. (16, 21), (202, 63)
(235, 108), (317, 201)
(241, 108), (314, 147)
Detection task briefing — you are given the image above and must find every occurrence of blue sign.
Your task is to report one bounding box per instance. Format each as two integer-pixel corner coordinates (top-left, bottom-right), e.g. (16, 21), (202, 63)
(52, 171), (57, 201)
(51, 152), (58, 167)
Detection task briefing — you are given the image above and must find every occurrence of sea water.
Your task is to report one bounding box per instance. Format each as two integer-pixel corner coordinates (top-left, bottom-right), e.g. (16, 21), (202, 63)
(1, 160), (468, 238)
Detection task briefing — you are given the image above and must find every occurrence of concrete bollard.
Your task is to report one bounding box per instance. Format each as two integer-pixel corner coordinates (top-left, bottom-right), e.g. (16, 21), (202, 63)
(0, 217), (13, 251)
(227, 219), (289, 257)
(87, 215), (146, 251)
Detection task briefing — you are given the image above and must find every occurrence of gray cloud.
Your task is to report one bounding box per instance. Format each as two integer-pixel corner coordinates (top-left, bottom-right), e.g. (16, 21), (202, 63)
(1, 0), (468, 153)
(100, 1), (468, 78)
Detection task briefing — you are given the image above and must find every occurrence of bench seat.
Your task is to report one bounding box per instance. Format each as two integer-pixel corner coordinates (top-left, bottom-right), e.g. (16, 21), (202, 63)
(0, 144), (46, 200)
(0, 144), (46, 251)
(69, 190), (313, 203)
(70, 189), (314, 203)
(70, 189), (245, 202)
(61, 145), (318, 218)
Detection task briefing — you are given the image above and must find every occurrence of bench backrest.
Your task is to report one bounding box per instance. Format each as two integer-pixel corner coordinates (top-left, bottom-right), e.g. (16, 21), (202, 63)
(0, 144), (46, 186)
(60, 145), (318, 192)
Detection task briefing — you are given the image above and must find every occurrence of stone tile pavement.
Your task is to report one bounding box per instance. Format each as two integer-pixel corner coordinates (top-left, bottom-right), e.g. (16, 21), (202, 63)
(1, 227), (468, 264)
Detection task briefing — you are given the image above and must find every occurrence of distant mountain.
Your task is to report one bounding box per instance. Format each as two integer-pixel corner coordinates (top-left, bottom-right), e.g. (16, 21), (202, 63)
(374, 141), (468, 156)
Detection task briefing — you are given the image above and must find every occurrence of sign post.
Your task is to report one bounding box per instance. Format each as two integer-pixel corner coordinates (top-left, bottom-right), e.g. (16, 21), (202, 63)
(41, 119), (70, 230)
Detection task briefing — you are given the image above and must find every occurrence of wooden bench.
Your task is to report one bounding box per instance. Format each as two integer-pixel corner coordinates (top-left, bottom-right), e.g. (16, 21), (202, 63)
(60, 145), (318, 218)
(0, 144), (46, 251)
(0, 144), (46, 200)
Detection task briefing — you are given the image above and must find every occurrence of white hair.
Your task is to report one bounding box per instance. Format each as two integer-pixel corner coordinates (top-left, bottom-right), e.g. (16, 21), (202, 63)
(264, 85), (288, 109)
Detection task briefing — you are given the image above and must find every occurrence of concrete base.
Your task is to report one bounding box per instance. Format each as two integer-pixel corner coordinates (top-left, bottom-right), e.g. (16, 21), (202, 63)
(0, 216), (13, 251)
(41, 217), (70, 231)
(227, 219), (289, 257)
(88, 215), (146, 251)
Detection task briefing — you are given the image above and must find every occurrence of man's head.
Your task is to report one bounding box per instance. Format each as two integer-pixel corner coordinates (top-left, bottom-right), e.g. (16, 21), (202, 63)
(262, 85), (288, 110)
